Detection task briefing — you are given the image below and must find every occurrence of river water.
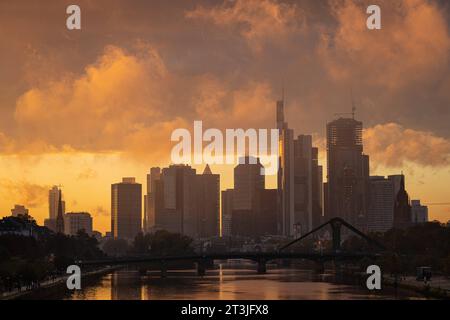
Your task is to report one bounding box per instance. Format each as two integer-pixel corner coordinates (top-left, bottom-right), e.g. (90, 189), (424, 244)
(39, 263), (422, 300)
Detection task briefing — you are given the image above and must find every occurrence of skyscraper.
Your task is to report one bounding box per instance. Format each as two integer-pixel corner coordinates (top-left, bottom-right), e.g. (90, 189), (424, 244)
(293, 135), (314, 236)
(144, 167), (161, 233)
(277, 100), (323, 236)
(277, 99), (295, 236)
(393, 175), (412, 229)
(223, 157), (278, 238)
(154, 164), (220, 238)
(49, 186), (65, 220)
(111, 177), (142, 240)
(64, 212), (93, 235)
(56, 189), (65, 234)
(367, 174), (414, 232)
(234, 156), (265, 210)
(231, 157), (265, 237)
(325, 116), (369, 230)
(254, 188), (278, 236)
(411, 200), (428, 223)
(221, 189), (234, 237)
(194, 165), (220, 238)
(367, 176), (395, 232)
(311, 148), (324, 229)
(388, 174), (404, 199)
(154, 165), (196, 235)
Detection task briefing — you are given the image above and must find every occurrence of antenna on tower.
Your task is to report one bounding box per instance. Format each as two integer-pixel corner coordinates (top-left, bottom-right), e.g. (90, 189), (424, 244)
(350, 88), (356, 119)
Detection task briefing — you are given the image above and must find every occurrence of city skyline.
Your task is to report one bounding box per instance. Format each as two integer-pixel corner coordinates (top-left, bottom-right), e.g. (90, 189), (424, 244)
(1, 0), (450, 233)
(0, 101), (447, 234)
(2, 106), (438, 236)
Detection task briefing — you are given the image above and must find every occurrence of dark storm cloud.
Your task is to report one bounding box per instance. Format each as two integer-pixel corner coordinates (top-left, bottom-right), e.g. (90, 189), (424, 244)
(0, 0), (449, 167)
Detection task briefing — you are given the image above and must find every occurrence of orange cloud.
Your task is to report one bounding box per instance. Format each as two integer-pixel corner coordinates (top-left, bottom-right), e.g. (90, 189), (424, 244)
(77, 168), (98, 180)
(192, 76), (275, 128)
(11, 44), (189, 163)
(364, 123), (450, 168)
(0, 132), (15, 153)
(0, 179), (50, 209)
(186, 0), (304, 51)
(319, 0), (450, 89)
(9, 42), (280, 164)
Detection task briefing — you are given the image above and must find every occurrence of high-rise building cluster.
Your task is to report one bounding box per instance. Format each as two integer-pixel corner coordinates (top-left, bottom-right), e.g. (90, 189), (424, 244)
(43, 185), (94, 236)
(277, 98), (324, 237)
(322, 112), (427, 233)
(222, 157), (277, 238)
(106, 98), (429, 242)
(29, 99), (429, 242)
(144, 164), (220, 239)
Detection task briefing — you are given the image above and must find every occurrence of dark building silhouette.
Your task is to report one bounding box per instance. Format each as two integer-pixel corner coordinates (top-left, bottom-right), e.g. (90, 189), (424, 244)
(144, 167), (161, 233)
(393, 175), (412, 229)
(231, 209), (254, 237)
(55, 190), (65, 234)
(255, 189), (278, 235)
(367, 174), (407, 232)
(411, 200), (428, 223)
(325, 116), (369, 231)
(49, 185), (65, 220)
(221, 189), (234, 237)
(231, 157), (264, 238)
(10, 204), (29, 217)
(64, 212), (93, 235)
(367, 176), (395, 232)
(194, 165), (220, 238)
(46, 186), (65, 233)
(277, 99), (323, 237)
(44, 218), (56, 232)
(154, 164), (220, 238)
(224, 157), (278, 238)
(157, 165), (196, 235)
(111, 177), (142, 240)
(311, 147), (324, 229)
(277, 98), (295, 236)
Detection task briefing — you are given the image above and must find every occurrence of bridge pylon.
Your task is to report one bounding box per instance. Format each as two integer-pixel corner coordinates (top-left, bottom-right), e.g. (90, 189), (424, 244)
(257, 258), (267, 274)
(279, 217), (386, 253)
(330, 219), (342, 253)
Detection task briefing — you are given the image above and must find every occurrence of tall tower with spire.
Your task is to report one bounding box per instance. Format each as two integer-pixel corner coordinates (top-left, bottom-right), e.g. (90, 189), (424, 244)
(276, 95), (323, 237)
(277, 96), (295, 236)
(55, 189), (65, 234)
(393, 175), (412, 229)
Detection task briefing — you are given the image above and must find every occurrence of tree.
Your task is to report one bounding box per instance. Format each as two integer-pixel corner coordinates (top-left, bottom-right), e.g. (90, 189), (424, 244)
(102, 238), (130, 257)
(131, 230), (194, 256)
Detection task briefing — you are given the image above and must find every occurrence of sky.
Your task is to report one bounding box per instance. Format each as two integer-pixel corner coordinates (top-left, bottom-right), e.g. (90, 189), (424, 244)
(0, 0), (449, 233)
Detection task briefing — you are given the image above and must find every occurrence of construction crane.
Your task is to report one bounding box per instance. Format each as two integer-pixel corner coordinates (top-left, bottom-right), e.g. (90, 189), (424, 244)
(334, 106), (356, 119)
(335, 89), (357, 119)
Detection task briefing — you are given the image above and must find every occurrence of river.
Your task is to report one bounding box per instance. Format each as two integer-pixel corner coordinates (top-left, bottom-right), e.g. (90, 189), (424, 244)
(21, 263), (425, 300)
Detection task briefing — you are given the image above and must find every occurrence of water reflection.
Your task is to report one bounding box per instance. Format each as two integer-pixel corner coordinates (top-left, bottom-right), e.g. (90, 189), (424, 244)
(64, 264), (422, 300)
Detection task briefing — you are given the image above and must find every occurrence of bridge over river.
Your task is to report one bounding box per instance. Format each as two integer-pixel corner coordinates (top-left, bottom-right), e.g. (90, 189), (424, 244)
(78, 218), (386, 276)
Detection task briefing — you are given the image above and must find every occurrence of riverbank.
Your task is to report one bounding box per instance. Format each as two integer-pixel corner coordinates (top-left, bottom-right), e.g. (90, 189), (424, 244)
(5, 266), (444, 300)
(1, 265), (121, 300)
(346, 268), (450, 299)
(383, 275), (450, 299)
